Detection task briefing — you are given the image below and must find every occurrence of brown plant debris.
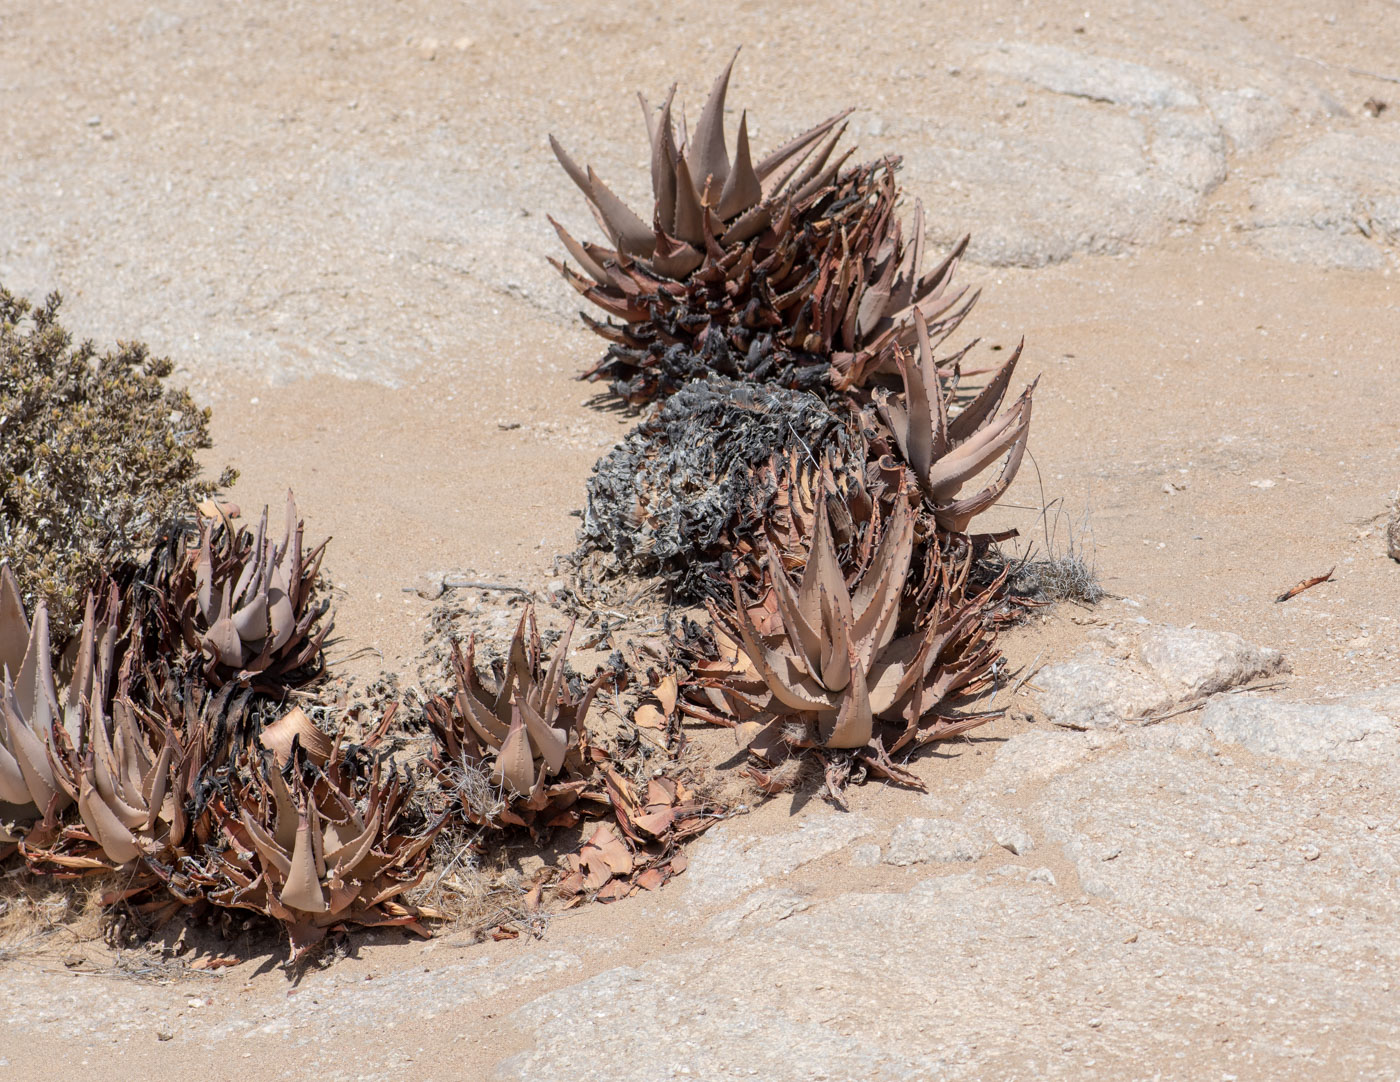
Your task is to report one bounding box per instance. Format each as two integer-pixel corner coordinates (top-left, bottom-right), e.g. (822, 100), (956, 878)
(578, 305), (1035, 605)
(424, 602), (724, 909)
(0, 286), (236, 643)
(555, 770), (707, 904)
(550, 54), (976, 404)
(579, 376), (865, 599)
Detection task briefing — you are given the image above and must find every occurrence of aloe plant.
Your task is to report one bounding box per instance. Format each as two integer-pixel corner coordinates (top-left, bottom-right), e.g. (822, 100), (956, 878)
(550, 55), (973, 403)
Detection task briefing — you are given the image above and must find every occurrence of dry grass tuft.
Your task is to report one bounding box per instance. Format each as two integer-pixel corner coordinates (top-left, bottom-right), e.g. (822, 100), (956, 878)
(0, 874), (113, 958)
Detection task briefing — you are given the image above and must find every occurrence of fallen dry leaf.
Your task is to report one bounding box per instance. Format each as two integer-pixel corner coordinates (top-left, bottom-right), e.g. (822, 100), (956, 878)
(190, 956), (241, 971)
(656, 674), (679, 716)
(595, 879), (632, 903)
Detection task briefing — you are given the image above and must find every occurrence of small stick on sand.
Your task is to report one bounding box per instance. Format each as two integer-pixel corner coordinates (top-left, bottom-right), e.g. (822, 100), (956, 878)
(1275, 567), (1335, 603)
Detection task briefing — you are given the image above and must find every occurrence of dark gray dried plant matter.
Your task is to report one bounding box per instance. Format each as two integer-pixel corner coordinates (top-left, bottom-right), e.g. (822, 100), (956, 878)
(579, 377), (862, 599)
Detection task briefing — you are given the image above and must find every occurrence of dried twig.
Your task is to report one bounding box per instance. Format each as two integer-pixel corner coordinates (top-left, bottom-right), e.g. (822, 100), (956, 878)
(1294, 52), (1400, 86)
(406, 578), (531, 601)
(1140, 680), (1289, 726)
(1275, 567), (1335, 603)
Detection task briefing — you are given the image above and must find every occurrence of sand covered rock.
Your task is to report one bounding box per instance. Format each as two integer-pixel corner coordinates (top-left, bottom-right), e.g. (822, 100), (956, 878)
(884, 818), (992, 866)
(1035, 655), (1176, 729)
(1201, 695), (1398, 762)
(1133, 624), (1286, 698)
(975, 41), (1201, 109)
(1037, 623), (1285, 729)
(1249, 131), (1400, 270)
(681, 814), (875, 911)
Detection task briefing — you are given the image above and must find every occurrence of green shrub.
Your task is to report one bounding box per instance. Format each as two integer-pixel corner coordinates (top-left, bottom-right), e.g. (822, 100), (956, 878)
(0, 287), (234, 642)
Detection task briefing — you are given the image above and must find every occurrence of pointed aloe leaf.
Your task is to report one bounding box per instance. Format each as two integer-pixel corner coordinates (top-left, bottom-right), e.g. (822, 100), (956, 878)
(755, 107), (854, 183)
(64, 592), (96, 740)
(947, 339), (1023, 443)
(267, 578), (295, 653)
(851, 503), (914, 663)
(195, 518), (216, 620)
(789, 144), (853, 206)
(0, 741), (30, 805)
(14, 600), (54, 724)
(240, 806), (292, 878)
(819, 643), (873, 749)
(914, 308), (949, 460)
(890, 200), (927, 314)
(77, 774), (142, 865)
(325, 805), (380, 876)
(856, 230), (898, 337)
(785, 123), (845, 196)
(812, 482), (853, 627)
(719, 200), (773, 246)
(934, 383), (1035, 532)
(765, 551), (822, 677)
(549, 134), (593, 196)
(549, 215), (611, 284)
(518, 696), (568, 776)
(142, 741), (173, 834)
(671, 153), (707, 246)
(91, 733), (145, 829)
(231, 590), (269, 645)
(716, 111), (761, 220)
(492, 613), (529, 719)
(0, 564), (29, 687)
(895, 348), (933, 487)
(728, 579), (833, 714)
(494, 710), (537, 798)
(648, 230), (704, 279)
(924, 382), (1033, 500)
(649, 85), (679, 230)
(817, 585), (852, 693)
(583, 167), (653, 258)
(4, 691), (60, 811)
(866, 627), (935, 716)
(534, 617), (574, 729)
(688, 50), (737, 194)
(281, 814), (329, 913)
(0, 689), (33, 804)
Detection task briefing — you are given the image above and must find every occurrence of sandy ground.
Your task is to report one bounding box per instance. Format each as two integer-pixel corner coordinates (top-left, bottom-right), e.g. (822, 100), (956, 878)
(3, 1), (1400, 1079)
